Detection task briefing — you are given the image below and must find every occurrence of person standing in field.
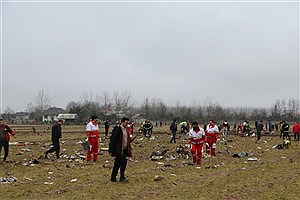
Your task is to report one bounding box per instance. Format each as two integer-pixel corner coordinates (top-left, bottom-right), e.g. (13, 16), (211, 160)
(292, 121), (300, 141)
(104, 119), (110, 137)
(256, 120), (264, 142)
(86, 116), (99, 162)
(280, 121), (291, 140)
(109, 117), (133, 183)
(0, 119), (16, 161)
(45, 119), (63, 159)
(205, 119), (219, 156)
(221, 120), (229, 140)
(237, 122), (243, 133)
(188, 121), (205, 165)
(170, 119), (178, 143)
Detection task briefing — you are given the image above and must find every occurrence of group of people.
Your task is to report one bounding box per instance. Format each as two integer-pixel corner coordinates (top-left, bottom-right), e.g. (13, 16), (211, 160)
(187, 120), (219, 165)
(1, 116), (300, 184)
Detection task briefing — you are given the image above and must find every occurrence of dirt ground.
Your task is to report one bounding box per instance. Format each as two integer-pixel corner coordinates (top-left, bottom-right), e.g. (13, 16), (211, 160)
(0, 124), (299, 200)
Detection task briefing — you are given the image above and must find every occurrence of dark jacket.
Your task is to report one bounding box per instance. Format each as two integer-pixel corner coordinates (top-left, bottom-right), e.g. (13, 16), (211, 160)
(170, 121), (177, 133)
(257, 122), (264, 132)
(104, 121), (110, 129)
(281, 122), (290, 132)
(0, 125), (15, 141)
(109, 125), (132, 157)
(51, 123), (62, 140)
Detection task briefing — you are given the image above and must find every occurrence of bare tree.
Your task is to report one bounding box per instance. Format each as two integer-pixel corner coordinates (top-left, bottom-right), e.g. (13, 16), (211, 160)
(287, 98), (299, 119)
(34, 89), (51, 112)
(65, 101), (79, 112)
(140, 98), (151, 118)
(80, 91), (94, 105)
(98, 91), (112, 110)
(4, 106), (14, 114)
(112, 90), (134, 114)
(25, 103), (35, 113)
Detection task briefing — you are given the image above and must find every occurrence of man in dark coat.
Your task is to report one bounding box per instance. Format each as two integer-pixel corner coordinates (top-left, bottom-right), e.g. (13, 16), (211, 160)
(170, 119), (177, 143)
(104, 119), (110, 137)
(109, 117), (132, 183)
(45, 120), (63, 159)
(256, 120), (264, 142)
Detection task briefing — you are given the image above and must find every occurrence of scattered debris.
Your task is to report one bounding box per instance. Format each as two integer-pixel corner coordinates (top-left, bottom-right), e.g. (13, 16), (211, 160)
(273, 140), (291, 150)
(70, 179), (77, 183)
(0, 177), (17, 183)
(154, 175), (164, 181)
(22, 159), (40, 166)
(44, 182), (54, 185)
(247, 157), (260, 161)
(232, 152), (253, 158)
(24, 177), (33, 181)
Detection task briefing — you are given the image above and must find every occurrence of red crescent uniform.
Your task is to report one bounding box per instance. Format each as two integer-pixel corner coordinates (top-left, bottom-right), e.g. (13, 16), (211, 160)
(127, 123), (134, 138)
(188, 127), (205, 165)
(86, 121), (99, 161)
(205, 123), (219, 156)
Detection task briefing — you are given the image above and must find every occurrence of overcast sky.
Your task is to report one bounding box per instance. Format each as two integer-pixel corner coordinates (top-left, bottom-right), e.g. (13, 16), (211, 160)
(1, 1), (299, 112)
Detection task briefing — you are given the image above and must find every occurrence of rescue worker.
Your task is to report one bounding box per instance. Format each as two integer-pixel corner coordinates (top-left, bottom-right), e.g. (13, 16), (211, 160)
(188, 121), (205, 165)
(237, 122), (243, 133)
(292, 121), (300, 141)
(45, 119), (63, 159)
(280, 121), (291, 140)
(143, 120), (153, 137)
(0, 119), (16, 161)
(127, 122), (134, 138)
(86, 116), (99, 162)
(205, 119), (219, 156)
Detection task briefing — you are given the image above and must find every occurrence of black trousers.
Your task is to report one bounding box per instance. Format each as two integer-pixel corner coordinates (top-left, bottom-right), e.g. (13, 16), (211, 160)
(282, 131), (291, 140)
(111, 153), (127, 180)
(170, 131), (176, 143)
(105, 128), (109, 136)
(0, 140), (9, 161)
(294, 133), (299, 141)
(256, 131), (262, 141)
(46, 138), (60, 158)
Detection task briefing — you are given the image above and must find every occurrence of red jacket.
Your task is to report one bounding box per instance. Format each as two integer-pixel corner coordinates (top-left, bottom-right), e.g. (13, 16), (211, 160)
(0, 125), (15, 141)
(292, 122), (300, 134)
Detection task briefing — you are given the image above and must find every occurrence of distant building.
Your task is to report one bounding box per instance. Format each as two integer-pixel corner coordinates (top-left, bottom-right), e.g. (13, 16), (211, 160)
(43, 107), (68, 123)
(132, 114), (146, 125)
(14, 111), (30, 121)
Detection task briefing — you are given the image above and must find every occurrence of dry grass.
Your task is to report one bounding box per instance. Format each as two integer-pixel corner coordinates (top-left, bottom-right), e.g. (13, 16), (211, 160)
(0, 124), (299, 200)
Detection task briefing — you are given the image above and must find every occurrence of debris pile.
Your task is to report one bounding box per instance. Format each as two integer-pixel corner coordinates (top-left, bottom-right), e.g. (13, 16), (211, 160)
(0, 177), (17, 184)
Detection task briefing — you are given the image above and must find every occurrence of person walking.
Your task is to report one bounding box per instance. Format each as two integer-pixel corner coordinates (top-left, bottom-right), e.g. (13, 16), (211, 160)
(205, 119), (219, 156)
(104, 119), (110, 137)
(170, 119), (177, 143)
(45, 119), (63, 159)
(109, 117), (132, 183)
(0, 119), (16, 161)
(86, 116), (99, 162)
(188, 121), (205, 165)
(256, 120), (264, 142)
(292, 121), (300, 141)
(221, 120), (229, 140)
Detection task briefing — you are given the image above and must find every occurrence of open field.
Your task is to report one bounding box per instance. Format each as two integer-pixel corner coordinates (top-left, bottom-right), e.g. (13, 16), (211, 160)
(0, 124), (299, 200)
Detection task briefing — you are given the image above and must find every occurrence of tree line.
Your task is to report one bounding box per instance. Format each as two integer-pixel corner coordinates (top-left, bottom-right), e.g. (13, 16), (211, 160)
(2, 89), (299, 123)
